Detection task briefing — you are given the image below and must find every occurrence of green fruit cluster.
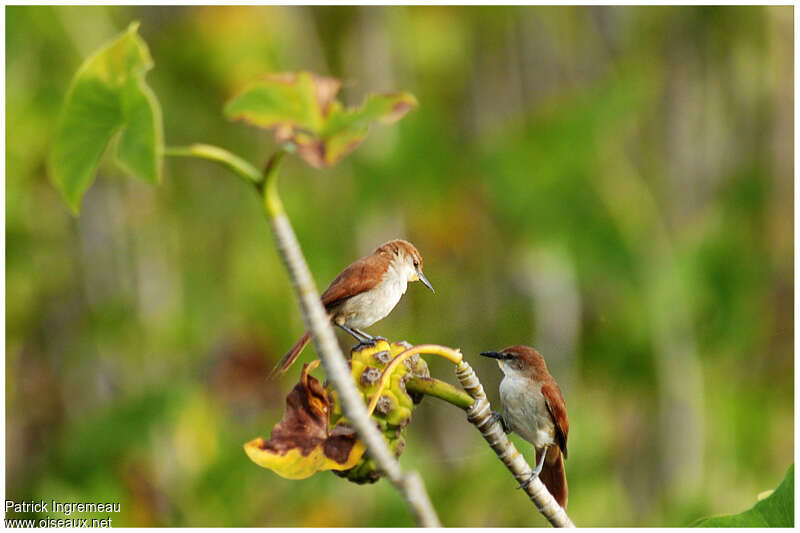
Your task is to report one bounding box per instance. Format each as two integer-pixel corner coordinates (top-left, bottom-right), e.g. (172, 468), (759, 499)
(327, 339), (430, 484)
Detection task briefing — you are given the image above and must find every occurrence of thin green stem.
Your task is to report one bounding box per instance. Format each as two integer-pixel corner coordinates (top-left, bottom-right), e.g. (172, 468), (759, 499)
(165, 144), (261, 184)
(262, 150), (287, 217)
(406, 377), (474, 410)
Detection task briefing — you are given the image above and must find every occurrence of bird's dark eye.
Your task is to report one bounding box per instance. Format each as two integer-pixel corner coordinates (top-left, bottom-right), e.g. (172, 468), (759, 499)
(413, 260), (419, 268)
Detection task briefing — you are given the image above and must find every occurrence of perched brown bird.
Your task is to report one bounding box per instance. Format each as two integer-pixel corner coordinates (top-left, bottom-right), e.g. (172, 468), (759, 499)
(481, 345), (569, 508)
(273, 239), (434, 376)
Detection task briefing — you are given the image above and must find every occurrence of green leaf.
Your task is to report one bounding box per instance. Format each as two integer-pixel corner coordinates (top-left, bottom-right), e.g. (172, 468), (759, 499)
(693, 464), (793, 527)
(224, 71), (417, 169)
(49, 22), (163, 213)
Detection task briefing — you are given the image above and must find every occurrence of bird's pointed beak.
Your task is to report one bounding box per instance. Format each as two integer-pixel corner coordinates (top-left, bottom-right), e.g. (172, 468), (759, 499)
(417, 270), (435, 294)
(480, 351), (510, 360)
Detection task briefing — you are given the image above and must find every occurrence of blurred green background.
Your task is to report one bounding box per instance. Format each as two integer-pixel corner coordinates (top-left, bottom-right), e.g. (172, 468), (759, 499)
(6, 5), (793, 527)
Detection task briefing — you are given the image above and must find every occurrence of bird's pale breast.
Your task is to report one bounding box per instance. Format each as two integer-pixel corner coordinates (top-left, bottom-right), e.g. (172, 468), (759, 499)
(335, 267), (408, 329)
(499, 373), (556, 450)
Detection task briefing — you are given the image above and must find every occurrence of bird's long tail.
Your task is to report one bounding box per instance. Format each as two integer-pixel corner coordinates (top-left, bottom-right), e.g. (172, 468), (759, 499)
(538, 446), (568, 508)
(270, 331), (311, 378)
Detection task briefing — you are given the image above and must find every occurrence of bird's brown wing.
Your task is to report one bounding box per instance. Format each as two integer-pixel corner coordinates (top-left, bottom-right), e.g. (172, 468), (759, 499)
(321, 251), (392, 310)
(542, 382), (569, 459)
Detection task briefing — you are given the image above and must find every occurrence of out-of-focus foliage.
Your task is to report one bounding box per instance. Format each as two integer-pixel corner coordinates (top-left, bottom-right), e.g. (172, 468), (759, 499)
(694, 464), (793, 527)
(49, 22), (162, 213)
(6, 5), (793, 526)
(225, 71), (417, 168)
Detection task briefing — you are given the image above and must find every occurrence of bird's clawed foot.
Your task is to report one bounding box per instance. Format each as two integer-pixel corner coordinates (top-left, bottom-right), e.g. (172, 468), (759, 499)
(353, 339), (378, 351)
(489, 411), (511, 434)
(517, 472), (537, 490)
(351, 336), (388, 352)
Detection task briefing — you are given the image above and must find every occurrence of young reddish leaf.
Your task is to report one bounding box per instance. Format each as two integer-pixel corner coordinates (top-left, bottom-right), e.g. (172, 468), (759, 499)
(224, 72), (338, 135)
(224, 71), (417, 168)
(244, 361), (365, 479)
(49, 22), (163, 213)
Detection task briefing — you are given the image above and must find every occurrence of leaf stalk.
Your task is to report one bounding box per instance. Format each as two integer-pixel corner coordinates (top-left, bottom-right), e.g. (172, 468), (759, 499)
(406, 377), (474, 410)
(164, 144), (261, 183)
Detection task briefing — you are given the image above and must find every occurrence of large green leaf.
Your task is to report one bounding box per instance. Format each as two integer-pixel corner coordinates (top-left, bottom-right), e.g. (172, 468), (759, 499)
(224, 71), (417, 169)
(49, 22), (163, 213)
(693, 464), (793, 527)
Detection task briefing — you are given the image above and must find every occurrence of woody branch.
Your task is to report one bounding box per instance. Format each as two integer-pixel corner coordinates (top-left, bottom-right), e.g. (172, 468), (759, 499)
(260, 151), (442, 527)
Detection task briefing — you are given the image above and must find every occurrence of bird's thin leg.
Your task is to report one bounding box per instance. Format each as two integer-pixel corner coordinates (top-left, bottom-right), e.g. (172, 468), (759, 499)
(352, 327), (388, 342)
(352, 327), (376, 341)
(338, 324), (371, 343)
(518, 448), (548, 489)
(531, 447), (547, 477)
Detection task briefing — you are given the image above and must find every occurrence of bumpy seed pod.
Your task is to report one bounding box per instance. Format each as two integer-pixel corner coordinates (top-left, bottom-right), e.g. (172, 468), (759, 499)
(333, 432), (406, 484)
(327, 339), (428, 484)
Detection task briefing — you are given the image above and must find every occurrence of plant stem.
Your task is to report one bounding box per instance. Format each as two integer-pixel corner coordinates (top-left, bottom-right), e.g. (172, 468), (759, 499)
(164, 144), (442, 526)
(455, 360), (576, 528)
(406, 377), (474, 410)
(164, 144), (261, 184)
(260, 152), (441, 527)
(261, 150), (286, 216)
